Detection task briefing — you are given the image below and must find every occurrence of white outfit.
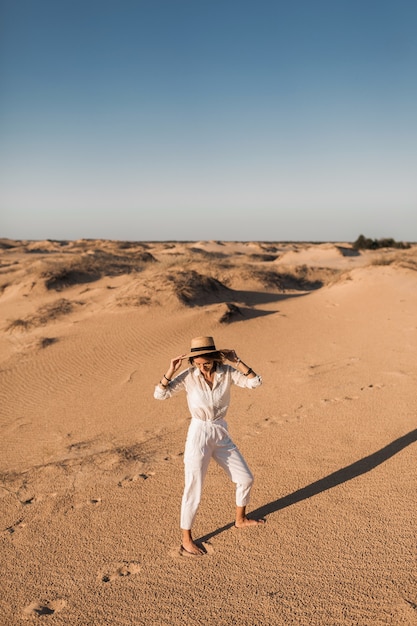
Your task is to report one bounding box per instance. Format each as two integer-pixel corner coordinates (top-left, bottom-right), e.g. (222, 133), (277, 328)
(154, 364), (262, 529)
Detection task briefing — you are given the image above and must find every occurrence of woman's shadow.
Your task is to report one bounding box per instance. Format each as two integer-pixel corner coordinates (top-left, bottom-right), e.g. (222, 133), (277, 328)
(197, 428), (417, 544)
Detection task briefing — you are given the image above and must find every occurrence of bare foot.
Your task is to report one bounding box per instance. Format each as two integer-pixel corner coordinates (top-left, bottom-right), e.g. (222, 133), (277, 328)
(235, 517), (265, 528)
(181, 541), (205, 556)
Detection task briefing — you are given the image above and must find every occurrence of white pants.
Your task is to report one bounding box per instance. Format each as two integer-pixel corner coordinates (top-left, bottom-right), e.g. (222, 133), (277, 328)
(180, 417), (254, 530)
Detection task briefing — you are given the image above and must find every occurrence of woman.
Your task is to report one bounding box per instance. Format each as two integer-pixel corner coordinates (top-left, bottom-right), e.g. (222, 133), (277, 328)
(154, 335), (264, 556)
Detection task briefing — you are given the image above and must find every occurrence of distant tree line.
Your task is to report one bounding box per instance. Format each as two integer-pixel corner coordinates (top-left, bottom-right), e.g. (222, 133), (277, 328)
(353, 234), (410, 251)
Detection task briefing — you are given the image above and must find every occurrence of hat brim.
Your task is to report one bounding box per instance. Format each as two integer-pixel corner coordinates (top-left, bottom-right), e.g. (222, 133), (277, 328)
(185, 348), (225, 359)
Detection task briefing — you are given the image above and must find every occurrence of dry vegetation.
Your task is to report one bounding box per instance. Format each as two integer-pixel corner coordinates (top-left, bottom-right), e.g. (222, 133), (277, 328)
(6, 299), (78, 331)
(2, 239), (417, 336)
(40, 250), (156, 291)
(370, 251), (417, 270)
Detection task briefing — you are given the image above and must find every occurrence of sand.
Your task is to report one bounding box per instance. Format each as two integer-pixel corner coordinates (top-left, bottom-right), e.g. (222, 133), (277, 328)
(0, 238), (416, 625)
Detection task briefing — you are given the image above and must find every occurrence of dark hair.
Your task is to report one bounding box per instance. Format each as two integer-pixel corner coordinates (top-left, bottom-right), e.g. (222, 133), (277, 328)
(189, 351), (223, 365)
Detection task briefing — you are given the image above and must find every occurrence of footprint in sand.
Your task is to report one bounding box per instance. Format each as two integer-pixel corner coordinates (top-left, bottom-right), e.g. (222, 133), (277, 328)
(67, 440), (93, 453)
(321, 383), (384, 404)
(73, 496), (102, 510)
(23, 598), (66, 617)
(118, 472), (154, 487)
(244, 413), (303, 438)
(5, 519), (27, 535)
(322, 396), (348, 404)
(360, 383), (384, 391)
(169, 542), (214, 559)
(99, 561), (141, 583)
(88, 497), (102, 505)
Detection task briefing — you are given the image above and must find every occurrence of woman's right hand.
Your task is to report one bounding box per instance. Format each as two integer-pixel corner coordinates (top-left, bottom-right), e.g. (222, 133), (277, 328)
(170, 354), (186, 374)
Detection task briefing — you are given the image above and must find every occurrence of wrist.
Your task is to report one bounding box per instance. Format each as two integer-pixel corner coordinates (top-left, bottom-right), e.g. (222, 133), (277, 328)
(235, 359), (253, 376)
(159, 373), (173, 388)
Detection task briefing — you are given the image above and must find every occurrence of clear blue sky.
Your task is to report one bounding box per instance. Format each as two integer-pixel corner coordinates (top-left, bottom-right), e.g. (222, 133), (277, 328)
(1, 0), (416, 242)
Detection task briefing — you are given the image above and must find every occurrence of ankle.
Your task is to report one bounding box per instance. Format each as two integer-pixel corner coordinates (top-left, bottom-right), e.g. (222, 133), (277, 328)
(181, 529), (193, 544)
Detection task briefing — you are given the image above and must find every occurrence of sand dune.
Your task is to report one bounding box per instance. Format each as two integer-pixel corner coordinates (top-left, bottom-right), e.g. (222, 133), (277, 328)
(1, 239), (416, 625)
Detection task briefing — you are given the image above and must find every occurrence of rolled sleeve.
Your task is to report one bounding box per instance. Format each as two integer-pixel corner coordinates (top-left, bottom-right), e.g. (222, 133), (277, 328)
(231, 367), (262, 389)
(246, 374), (262, 388)
(153, 384), (171, 400)
(153, 370), (187, 400)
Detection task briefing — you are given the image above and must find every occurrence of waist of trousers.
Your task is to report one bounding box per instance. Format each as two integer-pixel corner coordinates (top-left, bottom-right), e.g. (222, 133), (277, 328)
(191, 415), (226, 424)
(189, 417), (230, 440)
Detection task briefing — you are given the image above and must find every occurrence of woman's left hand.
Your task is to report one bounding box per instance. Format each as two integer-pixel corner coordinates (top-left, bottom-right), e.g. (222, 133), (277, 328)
(220, 349), (238, 363)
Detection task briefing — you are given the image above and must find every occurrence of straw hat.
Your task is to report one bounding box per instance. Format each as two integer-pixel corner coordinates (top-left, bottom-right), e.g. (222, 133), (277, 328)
(185, 336), (223, 359)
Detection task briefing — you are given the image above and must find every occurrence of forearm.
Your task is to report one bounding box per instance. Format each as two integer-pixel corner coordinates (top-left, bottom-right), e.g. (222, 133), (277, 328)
(155, 370), (176, 397)
(230, 356), (257, 379)
(158, 370), (174, 389)
(158, 356), (184, 389)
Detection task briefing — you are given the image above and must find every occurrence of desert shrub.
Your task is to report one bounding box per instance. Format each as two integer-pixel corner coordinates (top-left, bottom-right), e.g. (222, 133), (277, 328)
(35, 299), (74, 324)
(157, 255), (194, 270)
(370, 256), (396, 266)
(114, 241), (151, 250)
(41, 250), (156, 290)
(371, 254), (417, 269)
(353, 235), (410, 251)
(399, 258), (417, 271)
(6, 299), (76, 331)
(42, 264), (101, 290)
(249, 266), (336, 291)
(116, 296), (152, 307)
(249, 254), (278, 262)
(6, 318), (32, 331)
(165, 270), (231, 305)
(39, 337), (58, 348)
(188, 247), (228, 259)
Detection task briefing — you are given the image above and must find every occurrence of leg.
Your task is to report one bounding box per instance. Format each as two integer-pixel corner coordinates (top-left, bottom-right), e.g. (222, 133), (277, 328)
(181, 529), (205, 556)
(180, 422), (211, 554)
(235, 505), (265, 528)
(214, 439), (264, 527)
(180, 463), (209, 555)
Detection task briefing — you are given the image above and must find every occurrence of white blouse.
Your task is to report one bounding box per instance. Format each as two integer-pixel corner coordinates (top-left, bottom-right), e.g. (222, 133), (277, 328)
(154, 364), (262, 422)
